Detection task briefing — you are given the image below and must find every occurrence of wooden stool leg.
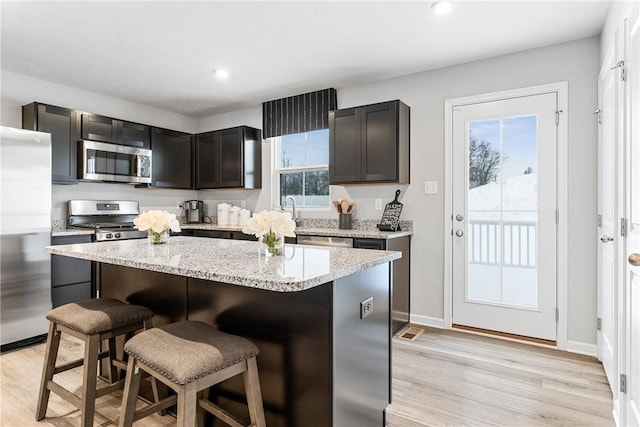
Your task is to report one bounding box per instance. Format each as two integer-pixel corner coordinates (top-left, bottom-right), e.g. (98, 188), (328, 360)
(243, 357), (266, 427)
(80, 334), (100, 427)
(118, 358), (142, 427)
(177, 382), (198, 427)
(36, 322), (61, 421)
(106, 337), (118, 383)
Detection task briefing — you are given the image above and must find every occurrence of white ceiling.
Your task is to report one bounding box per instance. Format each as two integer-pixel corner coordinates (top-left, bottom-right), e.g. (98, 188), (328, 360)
(1, 1), (609, 118)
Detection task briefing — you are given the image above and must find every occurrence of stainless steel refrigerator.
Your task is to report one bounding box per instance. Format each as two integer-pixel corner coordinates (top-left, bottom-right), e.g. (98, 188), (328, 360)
(0, 126), (52, 351)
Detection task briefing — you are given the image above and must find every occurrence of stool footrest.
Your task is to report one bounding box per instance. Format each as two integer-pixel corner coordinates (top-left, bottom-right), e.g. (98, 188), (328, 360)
(53, 358), (85, 374)
(47, 380), (81, 409)
(133, 395), (177, 422)
(95, 380), (125, 398)
(199, 398), (245, 427)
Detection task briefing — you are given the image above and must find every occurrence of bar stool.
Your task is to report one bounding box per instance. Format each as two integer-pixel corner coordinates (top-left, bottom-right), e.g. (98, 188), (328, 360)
(119, 320), (266, 427)
(36, 298), (154, 427)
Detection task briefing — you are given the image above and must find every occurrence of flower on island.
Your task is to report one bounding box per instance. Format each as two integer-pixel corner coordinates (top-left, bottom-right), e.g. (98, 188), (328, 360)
(133, 210), (182, 233)
(242, 210), (296, 251)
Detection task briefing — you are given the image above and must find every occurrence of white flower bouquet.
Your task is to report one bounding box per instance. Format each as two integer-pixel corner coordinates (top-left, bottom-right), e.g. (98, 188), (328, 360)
(242, 210), (296, 254)
(133, 210), (181, 244)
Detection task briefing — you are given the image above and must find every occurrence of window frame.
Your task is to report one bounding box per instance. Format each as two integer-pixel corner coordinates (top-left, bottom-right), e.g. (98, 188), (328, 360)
(270, 131), (331, 212)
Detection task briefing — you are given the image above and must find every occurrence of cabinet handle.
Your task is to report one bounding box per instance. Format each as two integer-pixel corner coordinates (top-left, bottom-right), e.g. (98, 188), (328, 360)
(600, 235), (614, 243)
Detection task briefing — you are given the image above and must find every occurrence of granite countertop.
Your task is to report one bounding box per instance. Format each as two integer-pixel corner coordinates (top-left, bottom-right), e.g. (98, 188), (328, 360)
(51, 228), (94, 237)
(46, 236), (401, 293)
(182, 224), (412, 239)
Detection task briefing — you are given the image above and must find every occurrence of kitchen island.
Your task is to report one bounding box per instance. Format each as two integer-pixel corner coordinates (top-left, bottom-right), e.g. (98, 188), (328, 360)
(47, 236), (401, 427)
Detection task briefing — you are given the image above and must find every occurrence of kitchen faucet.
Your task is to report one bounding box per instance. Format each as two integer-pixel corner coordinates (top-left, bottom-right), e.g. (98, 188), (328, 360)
(283, 195), (299, 224)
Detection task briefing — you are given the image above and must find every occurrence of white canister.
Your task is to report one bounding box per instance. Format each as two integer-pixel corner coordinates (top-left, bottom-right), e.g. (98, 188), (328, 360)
(217, 203), (230, 225)
(228, 206), (240, 226)
(238, 208), (251, 226)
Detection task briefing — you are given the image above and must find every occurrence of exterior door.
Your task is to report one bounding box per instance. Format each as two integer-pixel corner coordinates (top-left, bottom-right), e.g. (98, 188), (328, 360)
(597, 35), (621, 409)
(452, 93), (558, 341)
(623, 10), (640, 426)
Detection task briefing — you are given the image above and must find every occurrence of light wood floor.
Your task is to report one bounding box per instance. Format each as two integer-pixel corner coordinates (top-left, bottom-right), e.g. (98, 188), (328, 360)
(0, 326), (613, 426)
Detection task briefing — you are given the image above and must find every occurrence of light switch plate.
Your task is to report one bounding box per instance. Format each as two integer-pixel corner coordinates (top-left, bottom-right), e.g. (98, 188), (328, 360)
(374, 199), (382, 210)
(424, 181), (438, 195)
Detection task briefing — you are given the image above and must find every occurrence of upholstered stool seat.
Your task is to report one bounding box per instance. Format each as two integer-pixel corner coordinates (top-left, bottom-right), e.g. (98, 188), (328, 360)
(119, 320), (266, 427)
(36, 298), (154, 427)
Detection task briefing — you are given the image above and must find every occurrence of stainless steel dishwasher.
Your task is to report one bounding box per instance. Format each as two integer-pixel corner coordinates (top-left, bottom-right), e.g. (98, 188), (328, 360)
(296, 235), (353, 248)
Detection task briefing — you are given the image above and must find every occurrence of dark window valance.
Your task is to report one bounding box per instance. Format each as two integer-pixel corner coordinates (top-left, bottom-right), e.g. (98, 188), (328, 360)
(262, 88), (337, 139)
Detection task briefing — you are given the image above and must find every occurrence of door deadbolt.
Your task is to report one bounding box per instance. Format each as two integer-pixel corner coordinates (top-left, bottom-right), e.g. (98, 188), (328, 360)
(455, 214), (464, 222)
(455, 230), (464, 237)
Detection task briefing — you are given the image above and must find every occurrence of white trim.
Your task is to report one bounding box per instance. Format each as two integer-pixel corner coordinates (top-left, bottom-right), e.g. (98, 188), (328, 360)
(443, 82), (569, 350)
(410, 314), (445, 329)
(566, 340), (599, 358)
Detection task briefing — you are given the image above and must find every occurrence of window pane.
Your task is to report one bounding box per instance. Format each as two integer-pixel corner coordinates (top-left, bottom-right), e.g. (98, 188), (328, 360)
(281, 134), (306, 168)
(306, 129), (329, 165)
(280, 172), (303, 205)
(304, 171), (329, 206)
(279, 171), (329, 208)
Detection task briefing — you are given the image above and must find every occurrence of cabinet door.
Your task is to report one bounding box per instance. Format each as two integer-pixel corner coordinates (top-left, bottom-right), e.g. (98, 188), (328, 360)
(81, 113), (118, 143)
(361, 101), (398, 182)
(218, 127), (243, 188)
(22, 103), (79, 184)
(151, 127), (192, 188)
(329, 108), (361, 184)
(195, 132), (219, 189)
(120, 120), (150, 148)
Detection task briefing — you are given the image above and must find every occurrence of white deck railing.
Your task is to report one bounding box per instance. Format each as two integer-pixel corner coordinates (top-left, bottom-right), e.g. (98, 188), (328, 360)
(468, 219), (536, 268)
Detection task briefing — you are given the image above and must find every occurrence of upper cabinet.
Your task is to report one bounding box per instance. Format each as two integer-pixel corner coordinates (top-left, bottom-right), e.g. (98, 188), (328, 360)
(81, 113), (150, 149)
(150, 127), (193, 189)
(329, 100), (409, 184)
(22, 102), (80, 184)
(195, 126), (261, 189)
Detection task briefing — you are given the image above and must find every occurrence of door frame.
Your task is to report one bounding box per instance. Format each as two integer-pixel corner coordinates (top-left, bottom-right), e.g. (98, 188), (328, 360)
(443, 82), (569, 350)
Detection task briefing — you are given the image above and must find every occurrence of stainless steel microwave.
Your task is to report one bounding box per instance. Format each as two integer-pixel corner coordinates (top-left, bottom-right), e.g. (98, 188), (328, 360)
(78, 140), (152, 184)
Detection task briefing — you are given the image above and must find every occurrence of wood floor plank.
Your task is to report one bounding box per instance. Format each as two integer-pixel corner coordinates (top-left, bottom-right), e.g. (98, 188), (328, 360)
(1, 326), (613, 426)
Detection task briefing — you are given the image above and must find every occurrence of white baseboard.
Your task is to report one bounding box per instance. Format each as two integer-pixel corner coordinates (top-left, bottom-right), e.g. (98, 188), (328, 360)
(566, 340), (598, 357)
(410, 314), (444, 329)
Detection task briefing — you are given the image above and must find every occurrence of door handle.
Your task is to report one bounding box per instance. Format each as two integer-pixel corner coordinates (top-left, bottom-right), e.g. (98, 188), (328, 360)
(630, 253), (640, 266)
(455, 214), (464, 222)
(600, 235), (614, 243)
(455, 230), (464, 237)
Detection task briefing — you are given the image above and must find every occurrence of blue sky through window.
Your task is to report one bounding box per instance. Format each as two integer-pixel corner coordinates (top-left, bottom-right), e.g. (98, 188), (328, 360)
(469, 115), (537, 179)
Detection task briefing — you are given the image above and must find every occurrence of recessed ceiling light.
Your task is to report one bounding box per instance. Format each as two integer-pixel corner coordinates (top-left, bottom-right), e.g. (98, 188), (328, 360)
(431, 0), (454, 15)
(213, 69), (229, 79)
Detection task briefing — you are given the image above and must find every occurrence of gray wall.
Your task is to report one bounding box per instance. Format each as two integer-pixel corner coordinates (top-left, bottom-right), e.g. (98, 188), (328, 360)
(0, 36), (600, 346)
(195, 37), (601, 345)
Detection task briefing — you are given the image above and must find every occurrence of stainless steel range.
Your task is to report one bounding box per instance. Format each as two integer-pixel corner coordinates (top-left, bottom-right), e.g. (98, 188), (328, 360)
(68, 200), (147, 241)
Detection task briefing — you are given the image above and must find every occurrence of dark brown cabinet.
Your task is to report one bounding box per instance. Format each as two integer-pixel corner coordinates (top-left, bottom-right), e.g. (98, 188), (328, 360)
(22, 103), (80, 184)
(51, 235), (93, 307)
(352, 236), (410, 335)
(81, 113), (150, 148)
(195, 126), (261, 189)
(150, 127), (193, 189)
(329, 100), (409, 184)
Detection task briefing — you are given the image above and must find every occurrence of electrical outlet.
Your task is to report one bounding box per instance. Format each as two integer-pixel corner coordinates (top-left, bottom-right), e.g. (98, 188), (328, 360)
(424, 181), (438, 195)
(374, 199), (382, 210)
(240, 200), (246, 208)
(176, 200), (183, 208)
(360, 297), (374, 319)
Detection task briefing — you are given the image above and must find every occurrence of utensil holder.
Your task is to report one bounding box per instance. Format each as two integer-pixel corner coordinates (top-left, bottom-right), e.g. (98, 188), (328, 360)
(338, 213), (352, 229)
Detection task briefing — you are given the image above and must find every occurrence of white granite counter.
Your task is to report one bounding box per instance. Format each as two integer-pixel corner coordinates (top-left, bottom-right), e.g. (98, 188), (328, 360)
(46, 236), (401, 292)
(182, 224), (412, 239)
(51, 228), (94, 237)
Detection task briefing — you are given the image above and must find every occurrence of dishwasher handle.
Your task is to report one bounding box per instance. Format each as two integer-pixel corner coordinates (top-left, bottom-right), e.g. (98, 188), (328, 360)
(296, 235), (353, 248)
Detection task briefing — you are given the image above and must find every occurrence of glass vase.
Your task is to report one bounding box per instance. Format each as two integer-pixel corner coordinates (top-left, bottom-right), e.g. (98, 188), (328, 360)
(148, 229), (169, 245)
(261, 232), (283, 256)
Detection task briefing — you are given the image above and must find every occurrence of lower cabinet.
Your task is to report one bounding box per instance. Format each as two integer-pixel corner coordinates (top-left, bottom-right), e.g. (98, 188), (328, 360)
(51, 235), (93, 307)
(352, 237), (411, 335)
